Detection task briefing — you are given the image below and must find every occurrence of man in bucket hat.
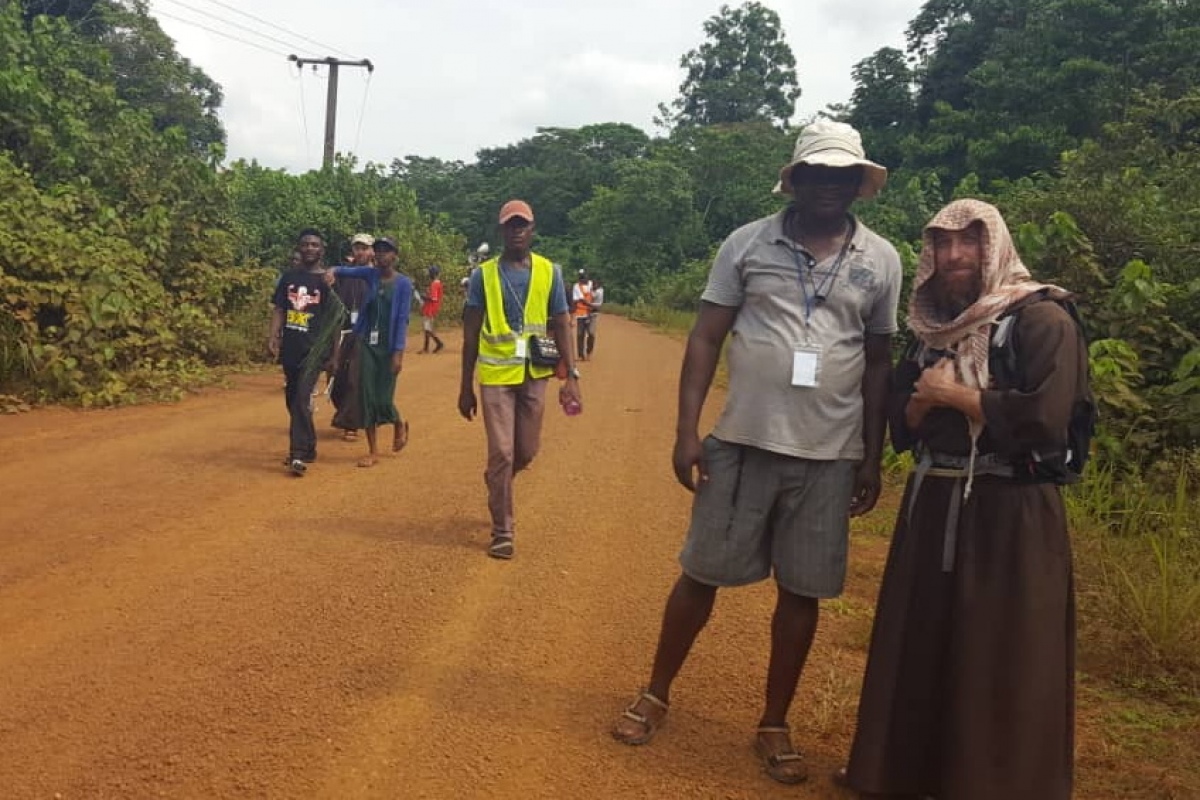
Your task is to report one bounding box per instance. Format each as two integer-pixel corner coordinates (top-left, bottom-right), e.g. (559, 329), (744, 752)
(611, 120), (902, 785)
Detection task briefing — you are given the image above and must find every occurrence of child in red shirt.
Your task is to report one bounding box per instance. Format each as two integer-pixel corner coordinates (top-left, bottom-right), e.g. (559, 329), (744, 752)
(421, 265), (445, 353)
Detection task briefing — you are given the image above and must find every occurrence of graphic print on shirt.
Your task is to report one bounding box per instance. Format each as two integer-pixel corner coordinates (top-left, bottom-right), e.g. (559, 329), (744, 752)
(285, 284), (323, 331)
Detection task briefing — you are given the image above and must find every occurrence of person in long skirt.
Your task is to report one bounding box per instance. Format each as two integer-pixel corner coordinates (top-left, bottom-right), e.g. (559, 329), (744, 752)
(327, 236), (413, 467)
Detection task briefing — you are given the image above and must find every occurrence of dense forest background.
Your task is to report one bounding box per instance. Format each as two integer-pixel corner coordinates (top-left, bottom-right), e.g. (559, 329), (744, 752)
(1, 0), (1198, 471)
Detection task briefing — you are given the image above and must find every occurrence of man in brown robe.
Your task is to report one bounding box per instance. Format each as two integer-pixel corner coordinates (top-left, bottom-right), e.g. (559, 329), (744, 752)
(840, 199), (1090, 800)
(329, 233), (373, 439)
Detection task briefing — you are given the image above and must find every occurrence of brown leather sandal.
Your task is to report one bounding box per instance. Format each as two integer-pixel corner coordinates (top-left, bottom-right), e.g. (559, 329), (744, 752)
(612, 690), (669, 745)
(754, 726), (808, 784)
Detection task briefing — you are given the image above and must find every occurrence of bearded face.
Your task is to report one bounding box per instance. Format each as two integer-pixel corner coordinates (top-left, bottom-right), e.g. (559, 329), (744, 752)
(930, 222), (984, 317)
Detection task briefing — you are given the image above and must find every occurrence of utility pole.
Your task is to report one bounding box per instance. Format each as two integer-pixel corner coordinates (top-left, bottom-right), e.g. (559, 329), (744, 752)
(288, 55), (374, 169)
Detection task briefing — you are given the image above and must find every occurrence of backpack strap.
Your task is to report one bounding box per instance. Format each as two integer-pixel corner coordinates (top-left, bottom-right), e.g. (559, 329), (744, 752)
(989, 291), (1094, 483)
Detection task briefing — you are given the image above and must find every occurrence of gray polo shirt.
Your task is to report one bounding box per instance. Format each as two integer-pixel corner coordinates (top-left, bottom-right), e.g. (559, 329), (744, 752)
(702, 210), (901, 460)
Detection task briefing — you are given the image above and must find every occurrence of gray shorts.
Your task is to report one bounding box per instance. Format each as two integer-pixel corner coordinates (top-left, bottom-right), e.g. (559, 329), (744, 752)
(679, 436), (856, 598)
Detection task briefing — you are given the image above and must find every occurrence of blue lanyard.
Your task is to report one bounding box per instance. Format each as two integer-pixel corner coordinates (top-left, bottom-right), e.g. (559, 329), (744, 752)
(498, 262), (526, 332)
(789, 223), (854, 324)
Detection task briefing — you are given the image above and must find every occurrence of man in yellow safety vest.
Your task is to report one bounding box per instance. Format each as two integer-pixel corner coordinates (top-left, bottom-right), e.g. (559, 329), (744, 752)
(459, 199), (581, 560)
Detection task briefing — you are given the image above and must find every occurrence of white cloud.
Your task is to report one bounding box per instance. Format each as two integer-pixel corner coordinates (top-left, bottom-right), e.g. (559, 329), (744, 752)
(147, 0), (925, 172)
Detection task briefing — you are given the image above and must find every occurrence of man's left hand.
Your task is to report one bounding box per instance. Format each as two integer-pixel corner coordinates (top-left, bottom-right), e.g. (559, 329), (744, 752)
(559, 376), (581, 407)
(848, 462), (882, 518)
(390, 352), (403, 375)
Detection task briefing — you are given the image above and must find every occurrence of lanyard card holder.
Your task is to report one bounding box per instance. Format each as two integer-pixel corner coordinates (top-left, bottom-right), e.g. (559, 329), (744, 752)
(791, 344), (822, 388)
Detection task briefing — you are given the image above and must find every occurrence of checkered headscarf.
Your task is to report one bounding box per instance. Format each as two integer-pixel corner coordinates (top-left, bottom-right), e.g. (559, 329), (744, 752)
(909, 199), (1068, 393)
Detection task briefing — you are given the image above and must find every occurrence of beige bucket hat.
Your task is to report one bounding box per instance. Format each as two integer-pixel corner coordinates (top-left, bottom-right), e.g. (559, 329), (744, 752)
(774, 120), (888, 199)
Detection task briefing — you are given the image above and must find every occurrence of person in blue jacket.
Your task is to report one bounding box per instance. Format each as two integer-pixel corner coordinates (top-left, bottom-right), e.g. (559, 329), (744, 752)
(327, 236), (413, 467)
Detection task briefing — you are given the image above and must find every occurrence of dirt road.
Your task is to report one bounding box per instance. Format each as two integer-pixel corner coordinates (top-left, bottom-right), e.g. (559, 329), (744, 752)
(1, 316), (1193, 799)
(0, 317), (853, 799)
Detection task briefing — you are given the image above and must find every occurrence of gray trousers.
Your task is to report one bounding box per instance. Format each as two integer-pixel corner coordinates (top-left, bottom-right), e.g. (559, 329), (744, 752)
(480, 378), (549, 537)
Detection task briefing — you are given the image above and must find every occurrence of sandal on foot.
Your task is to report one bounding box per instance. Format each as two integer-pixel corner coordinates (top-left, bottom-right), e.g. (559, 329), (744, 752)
(612, 690), (669, 746)
(357, 455), (378, 468)
(342, 430), (359, 442)
(488, 536), (514, 560)
(754, 726), (808, 785)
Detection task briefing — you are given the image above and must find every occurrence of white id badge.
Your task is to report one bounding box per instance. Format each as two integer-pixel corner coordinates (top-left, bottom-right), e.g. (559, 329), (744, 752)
(791, 346), (821, 387)
(350, 310), (359, 325)
(515, 337), (528, 359)
(369, 329), (380, 346)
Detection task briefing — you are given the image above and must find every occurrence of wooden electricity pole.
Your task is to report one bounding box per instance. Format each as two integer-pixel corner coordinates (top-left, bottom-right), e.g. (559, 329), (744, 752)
(288, 55), (374, 169)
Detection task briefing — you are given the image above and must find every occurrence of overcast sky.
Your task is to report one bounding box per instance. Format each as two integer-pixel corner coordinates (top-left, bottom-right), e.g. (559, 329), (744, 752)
(148, 0), (925, 173)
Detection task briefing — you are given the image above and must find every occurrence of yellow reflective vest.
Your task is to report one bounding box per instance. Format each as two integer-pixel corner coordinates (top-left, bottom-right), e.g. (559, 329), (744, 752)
(478, 254), (556, 385)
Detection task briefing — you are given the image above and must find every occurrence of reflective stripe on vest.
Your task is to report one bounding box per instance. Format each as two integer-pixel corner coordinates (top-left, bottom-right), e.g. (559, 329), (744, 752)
(478, 254), (555, 385)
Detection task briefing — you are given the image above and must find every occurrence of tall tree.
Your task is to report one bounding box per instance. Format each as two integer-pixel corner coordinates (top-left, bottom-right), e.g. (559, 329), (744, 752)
(660, 2), (801, 129)
(570, 160), (706, 300)
(21, 1), (225, 154)
(664, 121), (791, 242)
(846, 47), (917, 168)
(99, 0), (225, 154)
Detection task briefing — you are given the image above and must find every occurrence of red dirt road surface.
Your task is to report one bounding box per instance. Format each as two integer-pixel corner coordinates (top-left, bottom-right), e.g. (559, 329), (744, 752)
(1, 317), (1193, 799)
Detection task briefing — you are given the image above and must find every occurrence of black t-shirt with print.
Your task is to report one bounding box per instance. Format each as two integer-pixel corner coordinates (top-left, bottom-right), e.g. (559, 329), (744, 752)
(272, 269), (330, 368)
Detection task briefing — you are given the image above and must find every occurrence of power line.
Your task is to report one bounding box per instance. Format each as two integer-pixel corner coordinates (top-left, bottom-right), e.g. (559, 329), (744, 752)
(352, 71), (374, 155)
(152, 9), (290, 57)
(292, 62), (312, 166)
(158, 0), (325, 56)
(194, 0), (359, 60)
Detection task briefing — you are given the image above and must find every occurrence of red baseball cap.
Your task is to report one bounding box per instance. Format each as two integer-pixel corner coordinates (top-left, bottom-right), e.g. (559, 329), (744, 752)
(498, 200), (534, 224)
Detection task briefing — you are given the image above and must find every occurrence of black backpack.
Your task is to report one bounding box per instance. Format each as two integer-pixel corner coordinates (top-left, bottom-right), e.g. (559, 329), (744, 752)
(989, 294), (1097, 483)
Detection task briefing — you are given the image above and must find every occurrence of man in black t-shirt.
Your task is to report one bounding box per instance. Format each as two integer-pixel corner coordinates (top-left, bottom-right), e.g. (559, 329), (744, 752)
(269, 227), (332, 476)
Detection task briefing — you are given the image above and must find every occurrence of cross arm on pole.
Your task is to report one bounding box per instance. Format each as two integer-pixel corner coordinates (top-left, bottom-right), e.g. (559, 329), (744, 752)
(288, 55), (375, 168)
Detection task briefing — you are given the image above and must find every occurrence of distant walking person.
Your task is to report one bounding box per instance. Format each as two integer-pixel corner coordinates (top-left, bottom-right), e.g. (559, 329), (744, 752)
(459, 200), (580, 560)
(610, 121), (901, 786)
(327, 236), (413, 467)
(269, 228), (335, 476)
(586, 277), (604, 358)
(571, 269), (596, 361)
(420, 265), (445, 353)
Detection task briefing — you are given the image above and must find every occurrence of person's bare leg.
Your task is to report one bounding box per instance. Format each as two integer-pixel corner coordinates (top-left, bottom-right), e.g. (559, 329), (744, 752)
(358, 426), (379, 467)
(755, 586), (819, 783)
(613, 574), (716, 743)
(392, 418), (408, 452)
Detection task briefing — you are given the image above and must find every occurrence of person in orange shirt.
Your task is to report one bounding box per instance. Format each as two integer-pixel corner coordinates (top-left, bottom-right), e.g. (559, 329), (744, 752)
(420, 265), (445, 354)
(571, 268), (596, 361)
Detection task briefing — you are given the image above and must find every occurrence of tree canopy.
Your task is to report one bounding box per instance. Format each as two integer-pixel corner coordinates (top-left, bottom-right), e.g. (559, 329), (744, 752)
(659, 2), (801, 130)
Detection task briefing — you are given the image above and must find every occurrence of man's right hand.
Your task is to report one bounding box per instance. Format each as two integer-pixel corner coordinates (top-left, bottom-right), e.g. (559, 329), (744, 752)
(458, 387), (477, 421)
(672, 433), (708, 492)
(268, 337), (280, 359)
